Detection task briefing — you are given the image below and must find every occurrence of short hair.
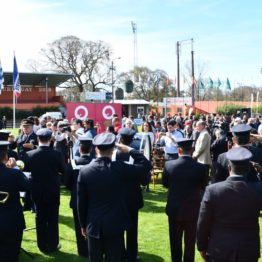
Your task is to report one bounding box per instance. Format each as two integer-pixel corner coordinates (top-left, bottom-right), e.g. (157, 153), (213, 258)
(80, 143), (92, 154)
(234, 134), (250, 145)
(167, 120), (176, 126)
(229, 161), (250, 176)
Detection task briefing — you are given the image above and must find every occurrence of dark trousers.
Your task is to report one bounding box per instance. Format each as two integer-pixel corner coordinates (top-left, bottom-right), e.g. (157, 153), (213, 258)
(35, 203), (59, 253)
(168, 217), (197, 262)
(0, 230), (23, 262)
(124, 209), (138, 262)
(72, 208), (88, 257)
(88, 234), (123, 262)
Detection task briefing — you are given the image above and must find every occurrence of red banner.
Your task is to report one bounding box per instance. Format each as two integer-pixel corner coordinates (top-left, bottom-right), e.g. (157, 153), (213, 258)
(66, 103), (122, 131)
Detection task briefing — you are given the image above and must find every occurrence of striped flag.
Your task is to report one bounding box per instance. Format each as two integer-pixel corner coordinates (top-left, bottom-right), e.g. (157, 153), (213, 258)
(13, 56), (21, 98)
(226, 78), (231, 90)
(0, 60), (4, 95)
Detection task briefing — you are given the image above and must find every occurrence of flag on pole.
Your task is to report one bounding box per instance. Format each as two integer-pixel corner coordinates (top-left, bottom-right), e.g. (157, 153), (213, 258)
(153, 74), (160, 84)
(174, 76), (177, 85)
(208, 77), (213, 89)
(226, 78), (231, 90)
(13, 56), (21, 98)
(0, 60), (4, 95)
(217, 78), (222, 89)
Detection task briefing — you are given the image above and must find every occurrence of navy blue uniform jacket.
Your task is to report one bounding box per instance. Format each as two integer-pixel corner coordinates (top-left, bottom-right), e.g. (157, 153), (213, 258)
(197, 176), (262, 261)
(77, 149), (152, 239)
(0, 163), (30, 234)
(162, 155), (206, 221)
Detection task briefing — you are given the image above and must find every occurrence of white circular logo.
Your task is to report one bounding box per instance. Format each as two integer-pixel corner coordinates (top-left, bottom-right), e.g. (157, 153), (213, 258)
(102, 105), (115, 120)
(74, 105), (88, 120)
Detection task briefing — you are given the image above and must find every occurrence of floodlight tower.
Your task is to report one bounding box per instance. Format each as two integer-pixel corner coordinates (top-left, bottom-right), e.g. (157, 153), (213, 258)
(131, 21), (138, 81)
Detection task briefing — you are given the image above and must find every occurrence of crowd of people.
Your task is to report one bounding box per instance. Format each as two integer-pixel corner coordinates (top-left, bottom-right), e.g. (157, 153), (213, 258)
(1, 111), (262, 262)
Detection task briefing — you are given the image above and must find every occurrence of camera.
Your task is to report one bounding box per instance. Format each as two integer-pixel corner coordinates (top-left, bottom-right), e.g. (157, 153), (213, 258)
(61, 126), (71, 133)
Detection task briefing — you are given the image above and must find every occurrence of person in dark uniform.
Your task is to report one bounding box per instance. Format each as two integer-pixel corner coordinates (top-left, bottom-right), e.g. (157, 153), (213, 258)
(24, 128), (66, 253)
(197, 147), (262, 262)
(215, 124), (262, 182)
(65, 137), (93, 258)
(14, 119), (38, 161)
(14, 119), (38, 211)
(162, 138), (207, 262)
(0, 141), (30, 262)
(113, 128), (150, 262)
(77, 133), (152, 262)
(0, 130), (18, 160)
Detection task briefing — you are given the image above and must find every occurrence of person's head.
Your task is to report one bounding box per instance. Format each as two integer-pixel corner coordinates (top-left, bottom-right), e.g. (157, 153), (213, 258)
(21, 119), (34, 135)
(83, 118), (94, 129)
(142, 121), (153, 132)
(167, 120), (176, 133)
(36, 128), (52, 145)
(93, 133), (115, 158)
(125, 118), (134, 129)
(227, 147), (252, 176)
(177, 138), (194, 156)
(155, 121), (161, 129)
(118, 128), (136, 146)
(185, 124), (192, 133)
(40, 118), (47, 127)
(46, 122), (53, 130)
(112, 117), (120, 126)
(231, 124), (251, 146)
(72, 119), (83, 130)
(106, 126), (116, 134)
(215, 129), (224, 139)
(79, 137), (93, 155)
(196, 121), (206, 132)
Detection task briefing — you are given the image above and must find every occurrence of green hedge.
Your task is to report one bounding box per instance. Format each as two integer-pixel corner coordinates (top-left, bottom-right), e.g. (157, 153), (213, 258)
(216, 103), (244, 115)
(0, 106), (60, 120)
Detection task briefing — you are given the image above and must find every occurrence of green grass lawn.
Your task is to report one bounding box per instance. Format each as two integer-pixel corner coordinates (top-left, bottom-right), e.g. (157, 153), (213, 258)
(19, 184), (262, 262)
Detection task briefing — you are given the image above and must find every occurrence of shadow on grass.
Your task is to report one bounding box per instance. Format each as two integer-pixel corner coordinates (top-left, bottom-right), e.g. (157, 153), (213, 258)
(20, 249), (86, 262)
(139, 251), (165, 262)
(59, 214), (74, 229)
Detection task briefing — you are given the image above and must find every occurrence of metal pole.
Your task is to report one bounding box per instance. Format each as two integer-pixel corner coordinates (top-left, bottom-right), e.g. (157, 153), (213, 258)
(177, 41), (180, 97)
(111, 61), (114, 103)
(191, 39), (195, 106)
(45, 77), (48, 104)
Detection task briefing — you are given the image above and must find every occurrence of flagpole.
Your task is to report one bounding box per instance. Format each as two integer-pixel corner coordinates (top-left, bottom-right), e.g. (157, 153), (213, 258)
(13, 90), (15, 130)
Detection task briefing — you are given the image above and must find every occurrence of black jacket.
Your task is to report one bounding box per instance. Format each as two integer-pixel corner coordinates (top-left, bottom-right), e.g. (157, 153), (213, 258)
(0, 163), (30, 234)
(115, 150), (150, 210)
(15, 132), (38, 161)
(197, 176), (262, 261)
(162, 155), (206, 220)
(210, 135), (228, 161)
(25, 146), (66, 204)
(77, 149), (152, 238)
(215, 145), (262, 182)
(65, 155), (92, 209)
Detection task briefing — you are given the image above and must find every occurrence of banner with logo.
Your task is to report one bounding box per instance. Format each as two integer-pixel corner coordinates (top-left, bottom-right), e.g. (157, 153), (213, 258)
(163, 97), (192, 106)
(66, 103), (122, 131)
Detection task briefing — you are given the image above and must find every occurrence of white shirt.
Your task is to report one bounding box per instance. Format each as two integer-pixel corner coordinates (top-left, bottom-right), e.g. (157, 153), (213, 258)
(160, 130), (184, 154)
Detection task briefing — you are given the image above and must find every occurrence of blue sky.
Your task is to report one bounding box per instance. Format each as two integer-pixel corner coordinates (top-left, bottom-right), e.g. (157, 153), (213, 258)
(0, 0), (262, 89)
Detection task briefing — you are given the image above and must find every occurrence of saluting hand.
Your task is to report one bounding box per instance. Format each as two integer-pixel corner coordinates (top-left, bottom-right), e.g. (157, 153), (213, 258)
(115, 143), (132, 153)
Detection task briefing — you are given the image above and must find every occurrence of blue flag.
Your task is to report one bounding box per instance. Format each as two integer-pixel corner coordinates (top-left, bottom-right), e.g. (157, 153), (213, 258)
(13, 56), (21, 98)
(0, 60), (4, 95)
